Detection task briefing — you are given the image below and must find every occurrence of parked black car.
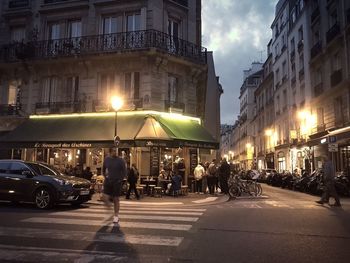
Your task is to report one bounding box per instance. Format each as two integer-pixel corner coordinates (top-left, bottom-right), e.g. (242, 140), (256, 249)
(0, 160), (92, 209)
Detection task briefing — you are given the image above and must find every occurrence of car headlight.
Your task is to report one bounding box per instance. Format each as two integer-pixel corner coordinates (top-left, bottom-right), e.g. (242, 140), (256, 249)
(53, 178), (69, 186)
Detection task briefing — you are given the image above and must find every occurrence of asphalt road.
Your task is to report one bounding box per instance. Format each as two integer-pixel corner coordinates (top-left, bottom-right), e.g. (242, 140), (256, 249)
(0, 185), (349, 263)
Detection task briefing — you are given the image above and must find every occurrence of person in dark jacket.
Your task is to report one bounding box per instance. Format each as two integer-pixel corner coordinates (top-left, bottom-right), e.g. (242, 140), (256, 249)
(82, 167), (93, 181)
(126, 163), (140, 200)
(218, 158), (230, 194)
(103, 148), (127, 225)
(316, 155), (341, 207)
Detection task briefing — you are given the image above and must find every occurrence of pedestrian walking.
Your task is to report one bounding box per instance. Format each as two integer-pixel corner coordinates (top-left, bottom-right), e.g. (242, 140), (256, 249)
(102, 148), (127, 225)
(126, 163), (140, 200)
(316, 155), (341, 207)
(218, 158), (230, 194)
(202, 161), (209, 194)
(207, 159), (217, 195)
(194, 163), (205, 193)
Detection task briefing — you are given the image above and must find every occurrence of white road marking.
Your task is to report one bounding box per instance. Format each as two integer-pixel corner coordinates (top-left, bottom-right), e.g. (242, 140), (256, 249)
(75, 208), (205, 216)
(49, 212), (198, 222)
(0, 226), (183, 246)
(192, 197), (218, 203)
(22, 217), (192, 231)
(263, 200), (294, 208)
(80, 206), (206, 212)
(120, 201), (183, 205)
(53, 210), (203, 216)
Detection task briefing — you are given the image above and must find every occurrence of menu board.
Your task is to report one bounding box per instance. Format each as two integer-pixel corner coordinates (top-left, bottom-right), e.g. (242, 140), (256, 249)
(150, 147), (160, 177)
(189, 149), (198, 176)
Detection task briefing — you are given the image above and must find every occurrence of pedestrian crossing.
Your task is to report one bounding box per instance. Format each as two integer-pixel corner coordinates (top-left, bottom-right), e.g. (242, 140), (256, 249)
(0, 203), (207, 262)
(229, 200), (331, 209)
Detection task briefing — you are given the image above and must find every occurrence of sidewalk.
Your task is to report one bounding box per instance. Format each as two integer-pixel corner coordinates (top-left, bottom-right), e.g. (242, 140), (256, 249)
(88, 192), (230, 206)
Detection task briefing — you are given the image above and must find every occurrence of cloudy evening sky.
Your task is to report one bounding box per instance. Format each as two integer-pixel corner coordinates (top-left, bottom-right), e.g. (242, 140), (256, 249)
(202, 0), (278, 125)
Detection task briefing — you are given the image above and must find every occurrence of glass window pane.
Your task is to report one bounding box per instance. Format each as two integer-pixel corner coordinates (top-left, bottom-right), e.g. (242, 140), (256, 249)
(9, 162), (30, 175)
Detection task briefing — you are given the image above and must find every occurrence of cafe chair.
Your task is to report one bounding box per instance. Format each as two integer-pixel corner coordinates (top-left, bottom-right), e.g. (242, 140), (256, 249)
(153, 186), (163, 197)
(136, 185), (145, 198)
(181, 185), (189, 196)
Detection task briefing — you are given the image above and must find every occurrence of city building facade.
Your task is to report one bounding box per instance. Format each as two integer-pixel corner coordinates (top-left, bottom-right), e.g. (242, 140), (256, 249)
(0, 0), (219, 183)
(222, 0), (350, 176)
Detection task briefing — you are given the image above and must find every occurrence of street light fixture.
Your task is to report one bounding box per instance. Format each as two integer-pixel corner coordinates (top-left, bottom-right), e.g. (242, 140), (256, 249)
(111, 96), (123, 153)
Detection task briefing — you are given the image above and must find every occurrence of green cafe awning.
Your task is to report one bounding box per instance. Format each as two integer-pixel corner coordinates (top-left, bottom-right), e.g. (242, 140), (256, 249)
(0, 111), (219, 149)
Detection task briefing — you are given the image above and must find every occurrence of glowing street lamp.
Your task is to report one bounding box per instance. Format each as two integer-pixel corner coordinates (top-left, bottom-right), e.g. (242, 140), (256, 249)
(111, 96), (123, 151)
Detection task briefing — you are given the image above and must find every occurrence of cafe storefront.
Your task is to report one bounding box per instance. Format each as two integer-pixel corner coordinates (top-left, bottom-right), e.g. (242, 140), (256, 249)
(0, 111), (219, 184)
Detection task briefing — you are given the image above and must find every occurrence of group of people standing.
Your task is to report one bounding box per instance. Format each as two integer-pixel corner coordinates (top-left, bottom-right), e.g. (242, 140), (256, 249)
(193, 158), (231, 195)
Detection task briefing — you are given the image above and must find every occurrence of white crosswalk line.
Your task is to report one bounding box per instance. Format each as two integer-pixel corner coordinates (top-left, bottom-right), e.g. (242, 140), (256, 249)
(0, 226), (183, 246)
(76, 208), (204, 215)
(49, 212), (199, 222)
(22, 217), (192, 231)
(84, 206), (206, 212)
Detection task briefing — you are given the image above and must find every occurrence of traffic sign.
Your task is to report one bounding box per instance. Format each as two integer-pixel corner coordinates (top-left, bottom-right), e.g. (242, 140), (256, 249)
(328, 143), (338, 152)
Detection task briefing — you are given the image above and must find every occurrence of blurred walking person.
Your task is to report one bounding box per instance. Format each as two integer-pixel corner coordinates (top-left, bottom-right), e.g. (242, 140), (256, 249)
(103, 148), (127, 226)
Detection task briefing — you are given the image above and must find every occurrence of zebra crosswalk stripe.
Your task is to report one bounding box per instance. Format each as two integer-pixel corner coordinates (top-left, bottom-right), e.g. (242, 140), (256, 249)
(22, 217), (193, 231)
(48, 212), (199, 222)
(0, 226), (183, 246)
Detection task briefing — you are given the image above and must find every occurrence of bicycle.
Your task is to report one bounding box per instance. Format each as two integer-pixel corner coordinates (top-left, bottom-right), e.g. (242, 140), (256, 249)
(228, 174), (263, 198)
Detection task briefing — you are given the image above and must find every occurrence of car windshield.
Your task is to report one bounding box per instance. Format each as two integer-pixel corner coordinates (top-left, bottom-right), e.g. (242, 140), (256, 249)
(26, 162), (59, 176)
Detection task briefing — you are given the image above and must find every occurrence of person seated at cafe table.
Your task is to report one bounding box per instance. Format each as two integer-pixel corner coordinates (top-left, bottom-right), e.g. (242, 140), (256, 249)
(167, 165), (182, 196)
(158, 169), (169, 191)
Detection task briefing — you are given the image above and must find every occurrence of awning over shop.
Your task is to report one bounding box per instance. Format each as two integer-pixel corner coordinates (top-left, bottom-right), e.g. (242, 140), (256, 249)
(0, 111), (219, 149)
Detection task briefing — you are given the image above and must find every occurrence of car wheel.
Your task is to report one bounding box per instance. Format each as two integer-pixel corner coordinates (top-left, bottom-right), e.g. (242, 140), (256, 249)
(35, 188), (53, 209)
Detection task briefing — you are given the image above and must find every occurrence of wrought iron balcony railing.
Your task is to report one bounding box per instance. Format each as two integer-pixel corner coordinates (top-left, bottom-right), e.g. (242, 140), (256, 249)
(0, 104), (21, 116)
(8, 0), (30, 8)
(0, 29), (207, 64)
(35, 101), (84, 114)
(92, 98), (143, 112)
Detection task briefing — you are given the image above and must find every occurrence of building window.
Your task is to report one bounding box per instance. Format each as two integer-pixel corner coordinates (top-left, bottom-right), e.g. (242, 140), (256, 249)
(317, 107), (324, 127)
(334, 97), (344, 125)
(100, 74), (117, 102)
(68, 20), (81, 38)
(124, 72), (140, 100)
(65, 76), (79, 102)
(298, 26), (303, 41)
(41, 77), (59, 103)
(299, 53), (304, 69)
(127, 13), (141, 32)
(282, 61), (287, 77)
(168, 75), (180, 102)
(168, 18), (180, 52)
(102, 16), (118, 34)
(332, 52), (341, 72)
(290, 37), (295, 51)
(10, 26), (25, 42)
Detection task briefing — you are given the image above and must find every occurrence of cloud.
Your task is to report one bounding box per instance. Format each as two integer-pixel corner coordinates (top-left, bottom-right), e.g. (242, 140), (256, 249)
(202, 0), (278, 124)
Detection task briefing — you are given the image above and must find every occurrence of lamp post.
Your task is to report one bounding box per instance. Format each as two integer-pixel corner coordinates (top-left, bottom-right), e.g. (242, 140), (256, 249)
(111, 96), (123, 154)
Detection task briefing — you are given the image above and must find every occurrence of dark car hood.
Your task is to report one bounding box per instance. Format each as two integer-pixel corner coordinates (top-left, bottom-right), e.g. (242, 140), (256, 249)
(44, 174), (90, 184)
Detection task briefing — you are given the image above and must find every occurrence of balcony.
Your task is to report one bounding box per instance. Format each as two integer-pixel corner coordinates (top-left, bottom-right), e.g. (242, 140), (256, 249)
(313, 83), (323, 97)
(330, 69), (342, 87)
(310, 41), (322, 59)
(170, 0), (188, 7)
(8, 0), (30, 8)
(326, 23), (340, 44)
(0, 104), (21, 116)
(35, 101), (85, 114)
(0, 29), (207, 64)
(164, 100), (185, 113)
